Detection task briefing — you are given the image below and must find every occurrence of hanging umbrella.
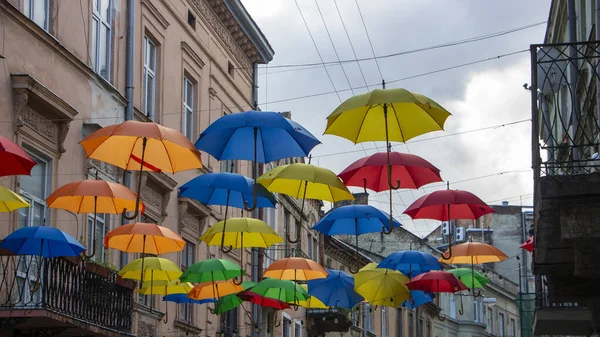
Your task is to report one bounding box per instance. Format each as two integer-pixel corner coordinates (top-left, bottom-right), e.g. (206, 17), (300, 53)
(405, 271), (468, 293)
(179, 259), (245, 284)
(194, 110), (321, 211)
(402, 290), (434, 309)
(258, 163), (354, 242)
(313, 205), (401, 272)
(0, 226), (85, 257)
(0, 186), (30, 213)
(104, 223), (186, 255)
(0, 136), (37, 176)
(212, 281), (257, 315)
(353, 263), (410, 308)
(118, 257), (182, 283)
(520, 236), (534, 253)
(245, 278), (309, 306)
(263, 257), (328, 281)
(403, 186), (494, 259)
(447, 268), (489, 289)
(306, 269), (364, 309)
(199, 218), (282, 283)
(377, 250), (442, 278)
(138, 279), (194, 295)
(187, 280), (244, 301)
(440, 242), (508, 265)
(238, 291), (292, 310)
(163, 293), (215, 305)
(296, 284), (329, 309)
(80, 120), (203, 220)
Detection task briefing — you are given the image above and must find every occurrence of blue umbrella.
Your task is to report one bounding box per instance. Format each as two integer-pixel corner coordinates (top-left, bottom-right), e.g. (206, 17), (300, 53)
(162, 293), (215, 305)
(377, 250), (442, 278)
(306, 269), (363, 309)
(312, 205), (401, 272)
(0, 226), (85, 258)
(195, 111), (321, 212)
(179, 172), (277, 209)
(402, 290), (434, 309)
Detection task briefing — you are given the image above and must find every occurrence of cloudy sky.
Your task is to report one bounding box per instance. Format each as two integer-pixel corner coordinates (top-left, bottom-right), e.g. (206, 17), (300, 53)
(240, 0), (550, 237)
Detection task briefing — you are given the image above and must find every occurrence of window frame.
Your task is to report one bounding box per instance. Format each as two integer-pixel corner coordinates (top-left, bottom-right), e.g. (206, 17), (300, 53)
(510, 317), (516, 337)
(487, 307), (493, 334)
(143, 36), (157, 121)
(499, 312), (505, 337)
(282, 313), (291, 337)
(91, 0), (112, 80)
(24, 0), (50, 31)
(182, 76), (195, 140)
(87, 212), (107, 263)
(178, 239), (195, 323)
(294, 319), (302, 337)
(18, 148), (50, 228)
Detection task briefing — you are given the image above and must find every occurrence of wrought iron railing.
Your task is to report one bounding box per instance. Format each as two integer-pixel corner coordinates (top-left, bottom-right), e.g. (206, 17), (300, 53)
(535, 275), (585, 308)
(0, 253), (134, 333)
(531, 41), (600, 177)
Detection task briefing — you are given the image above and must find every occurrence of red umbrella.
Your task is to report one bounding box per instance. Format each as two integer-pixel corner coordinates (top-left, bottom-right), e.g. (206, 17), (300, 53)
(405, 271), (468, 293)
(238, 291), (291, 310)
(520, 236), (534, 252)
(338, 152), (442, 192)
(403, 188), (494, 221)
(0, 136), (36, 176)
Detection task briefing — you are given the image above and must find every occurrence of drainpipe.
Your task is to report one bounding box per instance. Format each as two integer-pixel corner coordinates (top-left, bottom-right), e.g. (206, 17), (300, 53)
(567, 0), (581, 163)
(362, 303), (367, 337)
(251, 62), (260, 337)
(596, 2), (600, 147)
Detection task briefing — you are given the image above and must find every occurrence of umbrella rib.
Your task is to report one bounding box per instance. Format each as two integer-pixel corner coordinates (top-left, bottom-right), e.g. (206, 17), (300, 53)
(389, 104), (407, 143)
(354, 105), (374, 144)
(124, 137), (140, 169)
(161, 140), (175, 173)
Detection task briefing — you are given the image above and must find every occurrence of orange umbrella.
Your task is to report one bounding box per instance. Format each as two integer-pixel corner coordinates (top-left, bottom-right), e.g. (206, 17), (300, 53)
(439, 242), (508, 264)
(187, 280), (244, 301)
(263, 257), (328, 281)
(46, 180), (140, 214)
(104, 223), (185, 255)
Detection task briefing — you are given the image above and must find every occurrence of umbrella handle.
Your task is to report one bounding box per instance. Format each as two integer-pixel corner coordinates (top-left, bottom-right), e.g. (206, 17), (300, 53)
(286, 220), (300, 244)
(244, 128), (259, 212)
(123, 137), (148, 220)
(243, 184), (258, 212)
(254, 324), (262, 334)
(292, 304), (299, 311)
(208, 306), (216, 314)
(382, 190), (394, 235)
(383, 110), (400, 190)
(287, 189), (307, 244)
(232, 244), (244, 285)
(220, 203), (234, 254)
(441, 203), (453, 260)
(82, 200), (98, 260)
(274, 314), (281, 327)
(163, 307), (169, 324)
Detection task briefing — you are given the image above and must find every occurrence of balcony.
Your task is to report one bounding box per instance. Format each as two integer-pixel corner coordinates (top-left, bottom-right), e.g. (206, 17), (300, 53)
(306, 308), (353, 335)
(0, 252), (135, 336)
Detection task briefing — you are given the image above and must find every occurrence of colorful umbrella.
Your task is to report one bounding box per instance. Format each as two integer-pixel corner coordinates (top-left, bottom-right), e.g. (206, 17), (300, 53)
(213, 293), (244, 315)
(405, 271), (468, 293)
(377, 250), (442, 278)
(402, 290), (434, 309)
(520, 236), (534, 252)
(264, 257), (328, 281)
(163, 293), (215, 305)
(238, 291), (292, 310)
(194, 110), (321, 212)
(118, 257), (182, 282)
(306, 269), (364, 309)
(447, 268), (489, 289)
(179, 259), (245, 284)
(353, 263), (410, 307)
(258, 163), (354, 242)
(246, 278), (309, 305)
(313, 205), (401, 272)
(138, 279), (194, 295)
(0, 186), (30, 213)
(0, 136), (36, 176)
(440, 242), (508, 264)
(187, 280), (244, 301)
(0, 226), (85, 257)
(104, 222), (186, 255)
(296, 284), (329, 309)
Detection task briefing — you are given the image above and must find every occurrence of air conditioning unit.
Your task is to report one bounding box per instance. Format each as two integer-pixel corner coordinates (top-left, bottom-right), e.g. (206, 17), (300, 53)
(441, 222), (450, 236)
(455, 227), (466, 242)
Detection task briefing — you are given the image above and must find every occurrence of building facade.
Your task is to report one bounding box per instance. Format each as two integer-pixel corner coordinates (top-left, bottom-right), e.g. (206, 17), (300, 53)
(0, 0), (273, 336)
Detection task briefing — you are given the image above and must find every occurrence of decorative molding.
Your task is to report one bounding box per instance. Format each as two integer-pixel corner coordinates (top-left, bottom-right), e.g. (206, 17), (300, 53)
(178, 197), (211, 238)
(208, 87), (218, 99)
(140, 0), (170, 29)
(139, 172), (178, 223)
(181, 41), (206, 69)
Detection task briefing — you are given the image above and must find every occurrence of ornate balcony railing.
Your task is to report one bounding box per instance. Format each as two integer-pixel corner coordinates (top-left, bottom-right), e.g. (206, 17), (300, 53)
(0, 253), (134, 333)
(531, 41), (600, 177)
(535, 275), (585, 309)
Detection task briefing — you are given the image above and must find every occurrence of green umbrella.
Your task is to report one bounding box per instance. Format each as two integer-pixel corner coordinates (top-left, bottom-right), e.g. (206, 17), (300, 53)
(179, 259), (245, 283)
(247, 278), (309, 304)
(448, 268), (488, 289)
(213, 281), (257, 315)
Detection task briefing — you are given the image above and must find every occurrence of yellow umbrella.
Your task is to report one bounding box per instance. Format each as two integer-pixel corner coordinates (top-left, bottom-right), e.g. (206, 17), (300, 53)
(296, 284), (329, 309)
(258, 163), (354, 243)
(118, 257), (182, 282)
(138, 279), (194, 295)
(187, 280), (243, 301)
(0, 186), (30, 212)
(354, 263), (410, 308)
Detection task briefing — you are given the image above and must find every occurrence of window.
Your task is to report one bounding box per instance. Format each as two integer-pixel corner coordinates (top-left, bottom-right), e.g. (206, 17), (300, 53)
(474, 296), (480, 322)
(418, 319), (424, 337)
(426, 320), (432, 337)
(92, 0), (111, 79)
(351, 307), (360, 326)
(87, 213), (107, 263)
(282, 315), (291, 337)
(396, 308), (403, 337)
(19, 150), (49, 228)
(312, 236), (318, 262)
(448, 294), (456, 319)
(307, 236), (312, 259)
(294, 320), (302, 337)
(220, 159), (237, 173)
(187, 9), (196, 29)
(499, 313), (505, 337)
(364, 304), (374, 333)
(487, 308), (493, 334)
(222, 307), (238, 337)
(179, 240), (195, 323)
(510, 318), (516, 337)
(227, 61), (235, 77)
(183, 76), (195, 140)
(143, 36), (157, 120)
(408, 313), (414, 337)
(381, 307), (387, 337)
(24, 0), (49, 31)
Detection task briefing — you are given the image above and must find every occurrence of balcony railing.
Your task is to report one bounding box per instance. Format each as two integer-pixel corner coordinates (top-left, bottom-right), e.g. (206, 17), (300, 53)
(0, 253), (134, 333)
(535, 275), (585, 309)
(531, 41), (600, 177)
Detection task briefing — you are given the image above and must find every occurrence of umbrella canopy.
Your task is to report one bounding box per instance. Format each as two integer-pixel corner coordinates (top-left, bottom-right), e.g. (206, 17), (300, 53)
(258, 163), (354, 203)
(213, 293), (244, 315)
(520, 236), (534, 253)
(199, 218), (283, 249)
(306, 269), (364, 309)
(0, 136), (36, 176)
(246, 278), (309, 304)
(406, 271), (468, 293)
(179, 259), (245, 283)
(403, 189), (494, 221)
(104, 222), (185, 255)
(440, 242), (509, 264)
(79, 120), (202, 173)
(118, 257), (182, 282)
(238, 291), (291, 310)
(354, 263), (410, 307)
(163, 293), (215, 305)
(0, 186), (30, 213)
(46, 180), (140, 214)
(179, 172), (277, 209)
(264, 257), (328, 281)
(377, 250), (442, 278)
(138, 279), (194, 295)
(402, 290), (434, 309)
(324, 87), (451, 144)
(313, 204), (401, 235)
(0, 226), (85, 257)
(338, 152), (443, 192)
(296, 284), (329, 309)
(187, 280), (244, 300)
(194, 110), (321, 163)
(447, 268), (489, 289)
